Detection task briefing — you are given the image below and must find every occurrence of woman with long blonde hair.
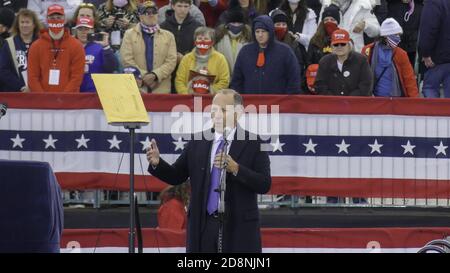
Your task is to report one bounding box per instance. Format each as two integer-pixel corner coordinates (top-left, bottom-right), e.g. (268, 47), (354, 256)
(0, 8), (41, 92)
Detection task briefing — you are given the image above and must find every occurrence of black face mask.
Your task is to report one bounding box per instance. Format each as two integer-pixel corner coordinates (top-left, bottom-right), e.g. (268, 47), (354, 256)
(227, 24), (244, 35)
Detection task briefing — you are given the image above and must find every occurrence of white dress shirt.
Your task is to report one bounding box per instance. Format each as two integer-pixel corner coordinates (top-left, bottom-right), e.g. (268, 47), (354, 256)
(209, 127), (236, 172)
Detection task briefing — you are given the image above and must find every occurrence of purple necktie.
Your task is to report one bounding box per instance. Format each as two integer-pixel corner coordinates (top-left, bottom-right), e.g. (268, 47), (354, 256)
(207, 139), (225, 215)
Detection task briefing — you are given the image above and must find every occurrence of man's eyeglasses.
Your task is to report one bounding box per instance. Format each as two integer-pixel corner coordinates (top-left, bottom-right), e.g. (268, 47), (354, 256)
(332, 43), (347, 47)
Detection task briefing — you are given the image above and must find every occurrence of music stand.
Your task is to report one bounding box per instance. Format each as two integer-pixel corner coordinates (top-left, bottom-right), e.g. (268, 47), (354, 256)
(92, 74), (150, 253)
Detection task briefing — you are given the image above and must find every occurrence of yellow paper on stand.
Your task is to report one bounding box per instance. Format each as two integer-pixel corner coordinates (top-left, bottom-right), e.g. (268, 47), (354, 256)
(92, 74), (150, 125)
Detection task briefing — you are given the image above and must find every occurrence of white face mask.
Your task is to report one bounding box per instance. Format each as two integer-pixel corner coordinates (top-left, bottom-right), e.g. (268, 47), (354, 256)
(113, 0), (128, 8)
(288, 0), (301, 4)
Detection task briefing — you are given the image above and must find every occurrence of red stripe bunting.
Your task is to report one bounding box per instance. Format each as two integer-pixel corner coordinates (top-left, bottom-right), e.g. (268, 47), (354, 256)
(3, 93), (450, 116)
(61, 227), (450, 249)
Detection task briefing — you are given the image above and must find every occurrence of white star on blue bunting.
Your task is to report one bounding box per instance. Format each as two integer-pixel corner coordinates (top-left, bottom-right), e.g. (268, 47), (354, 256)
(107, 135), (122, 150)
(43, 134), (58, 149)
(10, 134), (25, 149)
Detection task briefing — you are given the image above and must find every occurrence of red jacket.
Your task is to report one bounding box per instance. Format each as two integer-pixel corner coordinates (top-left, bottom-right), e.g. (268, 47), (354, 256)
(157, 198), (187, 230)
(362, 43), (419, 97)
(28, 29), (85, 92)
(199, 0), (227, 27)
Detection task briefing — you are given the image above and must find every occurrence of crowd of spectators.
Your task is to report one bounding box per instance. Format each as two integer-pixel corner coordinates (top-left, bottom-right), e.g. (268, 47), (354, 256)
(0, 0), (447, 98)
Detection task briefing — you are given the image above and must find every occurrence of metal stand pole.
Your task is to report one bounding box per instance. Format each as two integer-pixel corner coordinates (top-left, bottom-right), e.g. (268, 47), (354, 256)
(217, 139), (229, 253)
(126, 126), (138, 253)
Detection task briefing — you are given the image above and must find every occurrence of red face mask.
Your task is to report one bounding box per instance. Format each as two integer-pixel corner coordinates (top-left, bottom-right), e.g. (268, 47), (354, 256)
(274, 25), (287, 41)
(47, 18), (65, 34)
(324, 21), (338, 37)
(195, 40), (213, 55)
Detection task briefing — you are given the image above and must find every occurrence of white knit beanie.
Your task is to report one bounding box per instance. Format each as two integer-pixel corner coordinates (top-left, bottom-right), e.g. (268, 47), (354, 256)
(380, 18), (403, 36)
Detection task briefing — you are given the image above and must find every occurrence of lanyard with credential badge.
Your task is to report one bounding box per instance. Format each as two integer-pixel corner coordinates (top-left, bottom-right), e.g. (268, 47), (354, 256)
(51, 39), (61, 68)
(48, 39), (62, 86)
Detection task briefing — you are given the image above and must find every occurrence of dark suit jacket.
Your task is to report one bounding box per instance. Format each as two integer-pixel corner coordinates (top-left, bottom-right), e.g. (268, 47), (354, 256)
(148, 128), (271, 253)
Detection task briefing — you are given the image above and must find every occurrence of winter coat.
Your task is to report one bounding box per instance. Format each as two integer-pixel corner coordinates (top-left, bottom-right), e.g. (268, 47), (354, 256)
(320, 0), (380, 53)
(80, 42), (117, 92)
(418, 0), (450, 65)
(0, 35), (37, 92)
(362, 42), (419, 97)
(306, 39), (333, 67)
(28, 29), (85, 92)
(387, 0), (423, 54)
(280, 6), (317, 49)
(175, 48), (230, 94)
(160, 11), (202, 55)
(281, 32), (307, 79)
(158, 198), (187, 230)
(315, 51), (373, 96)
(214, 24), (252, 76)
(120, 24), (177, 94)
(231, 15), (301, 94)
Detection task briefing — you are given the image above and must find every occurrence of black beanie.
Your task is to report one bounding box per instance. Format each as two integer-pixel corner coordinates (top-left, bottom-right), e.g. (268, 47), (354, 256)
(225, 8), (245, 24)
(0, 8), (15, 29)
(322, 4), (340, 24)
(270, 9), (288, 24)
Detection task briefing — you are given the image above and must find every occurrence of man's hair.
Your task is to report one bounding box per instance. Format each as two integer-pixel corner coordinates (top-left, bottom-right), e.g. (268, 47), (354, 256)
(171, 0), (193, 5)
(218, 89), (244, 106)
(11, 8), (42, 37)
(194, 26), (215, 44)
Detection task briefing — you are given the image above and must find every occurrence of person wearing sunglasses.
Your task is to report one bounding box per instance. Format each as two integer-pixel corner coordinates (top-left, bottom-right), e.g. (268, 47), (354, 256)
(315, 28), (373, 96)
(120, 0), (177, 93)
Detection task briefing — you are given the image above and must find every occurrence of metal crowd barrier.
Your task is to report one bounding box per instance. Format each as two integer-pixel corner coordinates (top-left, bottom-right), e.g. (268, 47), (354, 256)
(63, 192), (450, 209)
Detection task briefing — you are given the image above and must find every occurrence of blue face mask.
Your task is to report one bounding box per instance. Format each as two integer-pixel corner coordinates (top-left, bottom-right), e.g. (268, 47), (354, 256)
(227, 24), (244, 35)
(386, 34), (401, 48)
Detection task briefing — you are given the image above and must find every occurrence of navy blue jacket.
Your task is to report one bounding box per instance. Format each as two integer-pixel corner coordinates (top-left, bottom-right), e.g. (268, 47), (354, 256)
(419, 0), (450, 65)
(231, 15), (301, 94)
(148, 129), (271, 253)
(0, 35), (35, 92)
